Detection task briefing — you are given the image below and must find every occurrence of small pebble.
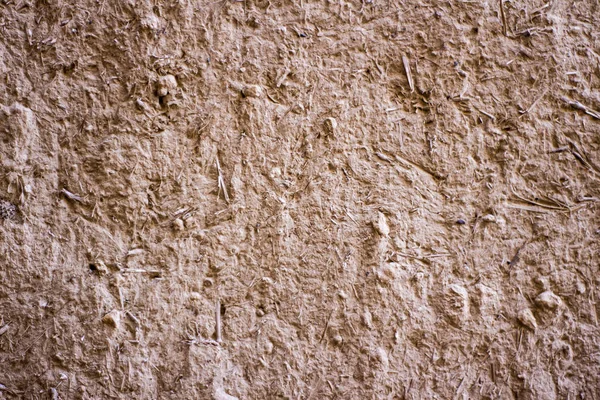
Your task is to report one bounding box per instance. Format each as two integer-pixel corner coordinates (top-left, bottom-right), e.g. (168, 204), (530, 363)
(265, 341), (274, 354)
(136, 98), (150, 111)
(291, 103), (304, 114)
(172, 218), (184, 231)
(444, 284), (470, 325)
(102, 310), (121, 329)
(210, 262), (223, 272)
(518, 308), (537, 330)
(457, 219), (466, 225)
(157, 74), (177, 97)
(536, 291), (562, 310)
(332, 335), (343, 345)
(242, 84), (263, 98)
(213, 388), (238, 400)
(127, 248), (144, 257)
(94, 260), (109, 275)
(374, 212), (390, 236)
(193, 230), (207, 241)
(362, 308), (373, 329)
(377, 263), (398, 283)
(323, 117), (337, 135)
(482, 214), (496, 223)
(372, 347), (390, 369)
(0, 199), (17, 220)
(189, 292), (202, 301)
(184, 217), (196, 229)
(269, 167), (282, 179)
(260, 276), (274, 286)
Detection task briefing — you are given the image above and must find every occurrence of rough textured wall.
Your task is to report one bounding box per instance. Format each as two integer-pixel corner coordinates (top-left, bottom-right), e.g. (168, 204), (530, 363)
(0, 0), (599, 398)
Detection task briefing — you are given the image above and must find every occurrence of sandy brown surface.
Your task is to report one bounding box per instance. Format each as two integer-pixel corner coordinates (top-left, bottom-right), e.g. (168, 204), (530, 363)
(1, 0), (600, 398)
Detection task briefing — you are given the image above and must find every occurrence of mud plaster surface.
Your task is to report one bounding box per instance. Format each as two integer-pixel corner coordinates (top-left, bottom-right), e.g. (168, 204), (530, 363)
(0, 0), (600, 399)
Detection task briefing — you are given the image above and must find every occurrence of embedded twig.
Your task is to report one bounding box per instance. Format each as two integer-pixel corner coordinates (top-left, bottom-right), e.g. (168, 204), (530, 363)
(216, 156), (230, 203)
(395, 252), (452, 262)
(186, 336), (220, 346)
(548, 147), (569, 153)
(510, 188), (570, 211)
(61, 188), (85, 203)
(548, 140), (600, 177)
(568, 141), (600, 176)
(531, 3), (550, 18)
(519, 88), (547, 116)
(276, 68), (290, 88)
(319, 309), (335, 343)
(402, 54), (414, 93)
(120, 268), (161, 277)
(455, 375), (467, 398)
(473, 105), (496, 121)
(499, 0), (508, 36)
(560, 96), (600, 119)
(394, 154), (445, 180)
(126, 248), (144, 257)
(508, 242), (527, 268)
(375, 152), (392, 162)
(0, 324), (9, 336)
(215, 299), (222, 343)
(126, 311), (140, 327)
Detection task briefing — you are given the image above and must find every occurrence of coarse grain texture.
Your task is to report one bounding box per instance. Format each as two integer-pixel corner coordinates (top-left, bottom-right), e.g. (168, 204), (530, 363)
(0, 0), (599, 399)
